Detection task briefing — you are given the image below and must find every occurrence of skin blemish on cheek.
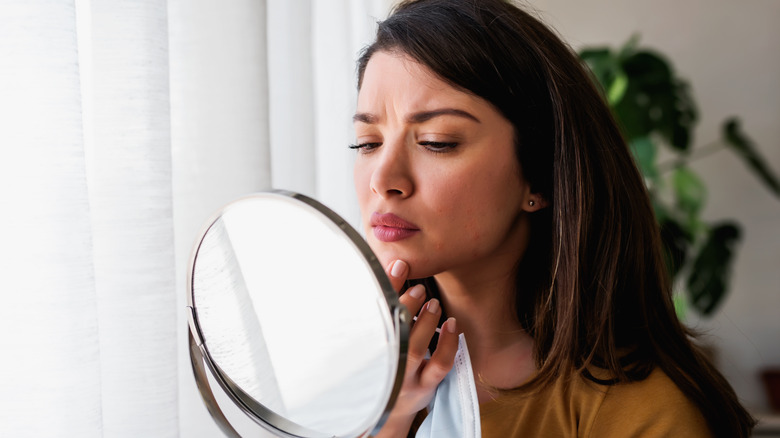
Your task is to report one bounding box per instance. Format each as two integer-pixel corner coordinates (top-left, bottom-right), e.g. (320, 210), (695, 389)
(463, 218), (481, 242)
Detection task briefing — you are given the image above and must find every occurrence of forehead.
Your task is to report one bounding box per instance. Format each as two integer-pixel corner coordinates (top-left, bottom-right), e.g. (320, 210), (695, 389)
(357, 51), (483, 113)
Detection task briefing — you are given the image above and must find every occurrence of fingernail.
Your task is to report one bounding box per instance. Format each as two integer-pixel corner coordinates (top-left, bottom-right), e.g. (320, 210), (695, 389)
(408, 284), (425, 299)
(427, 298), (439, 314)
(446, 317), (457, 334)
(390, 260), (408, 278)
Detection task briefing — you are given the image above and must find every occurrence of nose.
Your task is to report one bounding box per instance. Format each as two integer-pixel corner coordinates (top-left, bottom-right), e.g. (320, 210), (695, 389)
(370, 141), (414, 199)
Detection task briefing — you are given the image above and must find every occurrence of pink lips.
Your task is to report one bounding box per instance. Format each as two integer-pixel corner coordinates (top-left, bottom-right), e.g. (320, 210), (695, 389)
(370, 212), (420, 242)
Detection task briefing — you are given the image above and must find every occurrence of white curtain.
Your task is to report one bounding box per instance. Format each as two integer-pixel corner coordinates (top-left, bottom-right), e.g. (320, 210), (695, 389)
(0, 0), (390, 436)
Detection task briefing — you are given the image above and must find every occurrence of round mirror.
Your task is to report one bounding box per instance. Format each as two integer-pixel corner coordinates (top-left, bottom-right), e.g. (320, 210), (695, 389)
(187, 191), (410, 437)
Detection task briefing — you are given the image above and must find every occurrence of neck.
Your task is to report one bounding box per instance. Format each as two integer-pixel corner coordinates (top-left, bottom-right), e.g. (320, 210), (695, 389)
(434, 269), (520, 348)
(434, 265), (536, 401)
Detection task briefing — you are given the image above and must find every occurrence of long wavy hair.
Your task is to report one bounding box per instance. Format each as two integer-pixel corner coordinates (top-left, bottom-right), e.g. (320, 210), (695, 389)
(357, 0), (755, 436)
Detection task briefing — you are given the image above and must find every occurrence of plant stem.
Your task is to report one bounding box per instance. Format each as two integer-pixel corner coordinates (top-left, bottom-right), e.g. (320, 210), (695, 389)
(657, 141), (726, 174)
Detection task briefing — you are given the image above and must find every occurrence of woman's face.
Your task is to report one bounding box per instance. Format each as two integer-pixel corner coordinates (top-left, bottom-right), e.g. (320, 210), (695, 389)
(353, 51), (536, 280)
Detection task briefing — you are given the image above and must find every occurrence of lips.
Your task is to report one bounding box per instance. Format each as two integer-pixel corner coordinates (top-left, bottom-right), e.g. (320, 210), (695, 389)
(370, 212), (420, 242)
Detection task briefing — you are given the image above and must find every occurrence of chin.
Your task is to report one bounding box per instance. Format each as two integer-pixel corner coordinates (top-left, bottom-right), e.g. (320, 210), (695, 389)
(371, 246), (400, 271)
(367, 237), (449, 280)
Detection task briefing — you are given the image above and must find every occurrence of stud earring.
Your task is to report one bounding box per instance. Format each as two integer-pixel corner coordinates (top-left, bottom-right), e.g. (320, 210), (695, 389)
(529, 200), (535, 207)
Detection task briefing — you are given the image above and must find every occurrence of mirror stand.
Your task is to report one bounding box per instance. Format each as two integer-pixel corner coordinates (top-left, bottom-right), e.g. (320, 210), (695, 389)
(188, 328), (241, 438)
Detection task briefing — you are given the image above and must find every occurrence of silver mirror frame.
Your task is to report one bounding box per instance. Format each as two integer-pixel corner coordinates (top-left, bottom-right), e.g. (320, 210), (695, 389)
(186, 190), (411, 437)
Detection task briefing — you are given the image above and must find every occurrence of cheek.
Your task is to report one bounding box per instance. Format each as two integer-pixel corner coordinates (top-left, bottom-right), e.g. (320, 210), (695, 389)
(353, 164), (375, 240)
(353, 163), (371, 208)
(440, 163), (523, 242)
(426, 177), (487, 243)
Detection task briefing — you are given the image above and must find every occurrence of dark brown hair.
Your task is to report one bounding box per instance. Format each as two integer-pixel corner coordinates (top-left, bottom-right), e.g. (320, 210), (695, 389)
(357, 0), (755, 436)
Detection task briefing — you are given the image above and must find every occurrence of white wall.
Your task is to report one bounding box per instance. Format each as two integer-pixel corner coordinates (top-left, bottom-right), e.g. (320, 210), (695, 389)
(528, 0), (780, 411)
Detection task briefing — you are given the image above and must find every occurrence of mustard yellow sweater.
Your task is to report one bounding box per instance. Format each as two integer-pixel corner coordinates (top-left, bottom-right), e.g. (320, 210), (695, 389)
(480, 367), (711, 437)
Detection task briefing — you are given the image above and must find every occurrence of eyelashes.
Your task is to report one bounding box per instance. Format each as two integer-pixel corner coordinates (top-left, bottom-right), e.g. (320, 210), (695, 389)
(348, 141), (458, 153)
(418, 140), (458, 153)
(348, 142), (381, 152)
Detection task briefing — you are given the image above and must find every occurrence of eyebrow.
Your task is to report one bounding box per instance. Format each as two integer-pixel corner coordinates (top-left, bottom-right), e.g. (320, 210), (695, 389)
(352, 108), (481, 124)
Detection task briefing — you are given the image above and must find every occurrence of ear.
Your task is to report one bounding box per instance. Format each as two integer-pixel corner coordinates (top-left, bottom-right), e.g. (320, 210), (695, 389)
(522, 193), (548, 212)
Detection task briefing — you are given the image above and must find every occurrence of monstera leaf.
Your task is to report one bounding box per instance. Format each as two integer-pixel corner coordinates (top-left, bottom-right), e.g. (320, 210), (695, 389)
(687, 223), (741, 315)
(580, 38), (780, 317)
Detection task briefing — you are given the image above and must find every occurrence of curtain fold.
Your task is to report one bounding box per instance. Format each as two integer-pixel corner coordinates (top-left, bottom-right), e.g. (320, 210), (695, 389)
(0, 1), (102, 436)
(87, 0), (178, 435)
(268, 0), (317, 198)
(1, 0), (178, 436)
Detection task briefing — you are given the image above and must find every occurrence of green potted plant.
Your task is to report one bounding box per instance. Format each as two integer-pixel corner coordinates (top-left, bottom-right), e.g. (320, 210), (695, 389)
(579, 37), (780, 320)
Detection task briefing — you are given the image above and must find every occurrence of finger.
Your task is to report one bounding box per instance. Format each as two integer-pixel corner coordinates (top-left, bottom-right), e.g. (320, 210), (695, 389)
(398, 283), (426, 317)
(421, 317), (459, 388)
(407, 299), (442, 362)
(385, 259), (409, 292)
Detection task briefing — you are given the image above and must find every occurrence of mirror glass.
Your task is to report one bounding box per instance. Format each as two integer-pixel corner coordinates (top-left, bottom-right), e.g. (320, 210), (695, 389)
(188, 192), (406, 437)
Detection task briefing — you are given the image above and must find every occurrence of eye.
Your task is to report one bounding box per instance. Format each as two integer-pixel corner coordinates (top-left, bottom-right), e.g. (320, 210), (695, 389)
(419, 140), (458, 153)
(348, 142), (382, 153)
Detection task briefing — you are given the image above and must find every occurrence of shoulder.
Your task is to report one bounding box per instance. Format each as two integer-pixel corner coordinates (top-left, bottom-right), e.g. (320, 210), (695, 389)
(480, 367), (712, 438)
(585, 367), (711, 437)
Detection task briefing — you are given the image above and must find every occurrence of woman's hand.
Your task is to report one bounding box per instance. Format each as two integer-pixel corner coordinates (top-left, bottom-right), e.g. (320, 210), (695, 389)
(375, 260), (459, 438)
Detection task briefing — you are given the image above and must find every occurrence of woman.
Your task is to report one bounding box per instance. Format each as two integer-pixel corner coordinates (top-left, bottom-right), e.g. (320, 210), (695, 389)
(351, 0), (755, 436)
